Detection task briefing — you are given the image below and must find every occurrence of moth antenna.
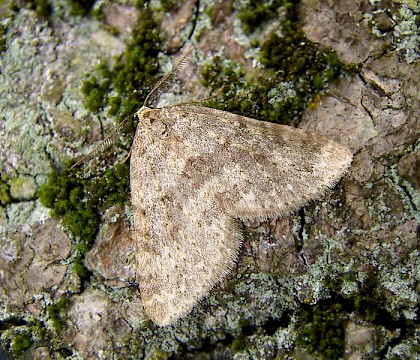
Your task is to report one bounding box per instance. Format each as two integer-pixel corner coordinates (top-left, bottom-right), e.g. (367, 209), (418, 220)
(71, 113), (136, 169)
(72, 46), (194, 169)
(143, 47), (193, 108)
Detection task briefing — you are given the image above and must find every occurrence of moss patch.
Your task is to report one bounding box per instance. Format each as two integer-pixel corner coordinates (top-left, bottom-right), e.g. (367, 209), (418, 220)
(38, 163), (130, 283)
(46, 297), (70, 333)
(297, 302), (346, 360)
(155, 0), (183, 13)
(0, 23), (6, 53)
(19, 0), (52, 19)
(2, 319), (57, 357)
(0, 177), (12, 205)
(80, 63), (111, 113)
(202, 3), (357, 126)
(82, 7), (161, 129)
(231, 338), (247, 353)
(10, 330), (33, 355)
(38, 4), (164, 292)
(296, 269), (418, 359)
(235, 0), (296, 34)
(69, 0), (95, 16)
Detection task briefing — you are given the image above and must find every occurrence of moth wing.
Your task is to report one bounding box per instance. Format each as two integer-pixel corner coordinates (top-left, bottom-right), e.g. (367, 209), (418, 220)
(130, 107), (242, 325)
(130, 104), (352, 325)
(167, 105), (352, 221)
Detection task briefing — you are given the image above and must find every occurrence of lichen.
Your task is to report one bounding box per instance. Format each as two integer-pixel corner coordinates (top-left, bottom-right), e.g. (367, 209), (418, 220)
(38, 0), (164, 287)
(9, 174), (37, 200)
(37, 162), (130, 287)
(3, 0), (417, 358)
(367, 2), (419, 63)
(34, 5), (166, 348)
(146, 347), (173, 360)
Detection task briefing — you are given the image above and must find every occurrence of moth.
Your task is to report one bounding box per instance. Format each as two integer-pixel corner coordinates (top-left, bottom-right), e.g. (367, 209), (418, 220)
(77, 51), (352, 326)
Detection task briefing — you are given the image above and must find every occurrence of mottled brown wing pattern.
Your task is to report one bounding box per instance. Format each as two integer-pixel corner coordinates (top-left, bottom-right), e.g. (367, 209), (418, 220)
(130, 104), (352, 325)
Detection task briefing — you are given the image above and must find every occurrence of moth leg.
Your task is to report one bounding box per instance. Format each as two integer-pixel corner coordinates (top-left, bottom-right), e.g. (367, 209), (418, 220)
(123, 147), (132, 163)
(71, 113), (137, 169)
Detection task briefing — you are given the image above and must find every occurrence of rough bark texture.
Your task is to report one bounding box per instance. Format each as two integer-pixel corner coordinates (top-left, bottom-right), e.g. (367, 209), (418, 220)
(0, 0), (418, 359)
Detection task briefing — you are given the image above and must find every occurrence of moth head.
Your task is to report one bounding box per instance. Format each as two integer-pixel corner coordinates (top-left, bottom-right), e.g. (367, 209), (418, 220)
(136, 106), (150, 121)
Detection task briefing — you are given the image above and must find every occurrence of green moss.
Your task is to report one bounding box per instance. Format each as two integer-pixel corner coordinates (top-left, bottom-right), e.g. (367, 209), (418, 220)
(231, 338), (247, 353)
(296, 274), (361, 359)
(0, 30), (5, 54)
(0, 177), (12, 205)
(258, 10), (359, 83)
(158, 0), (183, 13)
(72, 255), (89, 278)
(108, 95), (122, 116)
(147, 348), (173, 360)
(201, 57), (247, 112)
(81, 74), (111, 113)
(37, 162), (130, 287)
(82, 7), (161, 123)
(295, 268), (411, 359)
(411, 344), (420, 354)
(235, 0), (297, 34)
(202, 56), (304, 125)
(297, 302), (346, 360)
(38, 162), (130, 247)
(69, 0), (95, 16)
(350, 271), (385, 323)
(2, 319), (51, 358)
(34, 0), (50, 18)
(261, 32), (343, 83)
(203, 3), (356, 126)
(135, 0), (145, 8)
(38, 6), (162, 291)
(47, 297), (70, 333)
(10, 330), (32, 355)
(38, 167), (99, 243)
(22, 0), (52, 19)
